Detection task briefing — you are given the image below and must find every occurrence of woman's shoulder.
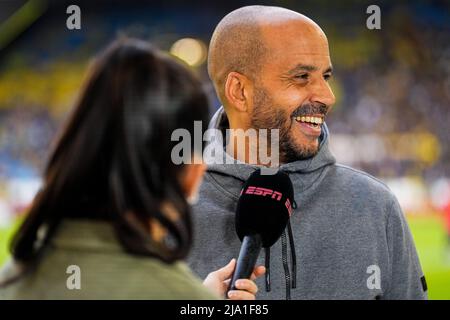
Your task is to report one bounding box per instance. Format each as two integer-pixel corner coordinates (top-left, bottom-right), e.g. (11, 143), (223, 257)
(0, 219), (219, 300)
(0, 253), (218, 300)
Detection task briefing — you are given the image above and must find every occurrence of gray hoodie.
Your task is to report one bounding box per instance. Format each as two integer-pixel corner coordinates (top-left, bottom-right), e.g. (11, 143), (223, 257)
(188, 107), (427, 300)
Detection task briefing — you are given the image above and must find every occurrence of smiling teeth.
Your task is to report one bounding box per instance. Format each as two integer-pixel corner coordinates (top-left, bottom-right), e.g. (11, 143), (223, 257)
(295, 116), (323, 124)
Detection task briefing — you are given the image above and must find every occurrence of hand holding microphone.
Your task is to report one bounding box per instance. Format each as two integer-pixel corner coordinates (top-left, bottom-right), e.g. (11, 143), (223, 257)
(203, 258), (265, 300)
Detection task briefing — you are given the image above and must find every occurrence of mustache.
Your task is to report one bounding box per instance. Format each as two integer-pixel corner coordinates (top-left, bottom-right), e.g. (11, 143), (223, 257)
(291, 103), (329, 118)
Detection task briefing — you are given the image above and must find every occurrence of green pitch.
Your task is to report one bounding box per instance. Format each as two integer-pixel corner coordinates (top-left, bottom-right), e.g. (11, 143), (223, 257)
(0, 224), (14, 267)
(0, 215), (449, 299)
(407, 215), (450, 300)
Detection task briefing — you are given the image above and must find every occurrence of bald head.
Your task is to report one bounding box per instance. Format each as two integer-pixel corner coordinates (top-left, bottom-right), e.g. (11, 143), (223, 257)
(208, 5), (327, 106)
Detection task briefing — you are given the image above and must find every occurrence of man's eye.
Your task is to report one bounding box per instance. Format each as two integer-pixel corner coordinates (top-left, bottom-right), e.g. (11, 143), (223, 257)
(295, 74), (309, 80)
(324, 74), (332, 81)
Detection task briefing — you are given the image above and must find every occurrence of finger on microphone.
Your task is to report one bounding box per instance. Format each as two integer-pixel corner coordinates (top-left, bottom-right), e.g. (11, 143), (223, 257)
(227, 289), (256, 300)
(250, 265), (266, 280)
(234, 279), (258, 295)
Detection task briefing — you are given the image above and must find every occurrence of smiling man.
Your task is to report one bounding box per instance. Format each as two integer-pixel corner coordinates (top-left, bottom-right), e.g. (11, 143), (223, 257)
(188, 5), (427, 300)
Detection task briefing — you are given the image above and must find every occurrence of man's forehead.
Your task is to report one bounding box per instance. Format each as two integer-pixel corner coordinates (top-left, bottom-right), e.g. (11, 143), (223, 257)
(265, 42), (332, 74)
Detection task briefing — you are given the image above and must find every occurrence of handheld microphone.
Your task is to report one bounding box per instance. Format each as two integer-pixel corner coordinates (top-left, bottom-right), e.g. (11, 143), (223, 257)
(228, 168), (294, 292)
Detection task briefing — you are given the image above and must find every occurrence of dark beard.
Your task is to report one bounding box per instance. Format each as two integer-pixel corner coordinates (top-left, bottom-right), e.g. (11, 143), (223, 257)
(250, 85), (320, 163)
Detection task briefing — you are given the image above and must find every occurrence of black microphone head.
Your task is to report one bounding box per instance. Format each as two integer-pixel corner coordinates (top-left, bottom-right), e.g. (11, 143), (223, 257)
(235, 169), (295, 248)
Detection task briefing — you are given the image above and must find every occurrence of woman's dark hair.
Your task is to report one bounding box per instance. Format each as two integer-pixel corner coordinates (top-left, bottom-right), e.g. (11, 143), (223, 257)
(10, 37), (210, 264)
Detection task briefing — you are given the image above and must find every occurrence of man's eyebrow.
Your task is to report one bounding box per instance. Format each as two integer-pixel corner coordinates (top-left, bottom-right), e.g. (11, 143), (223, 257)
(286, 64), (317, 75)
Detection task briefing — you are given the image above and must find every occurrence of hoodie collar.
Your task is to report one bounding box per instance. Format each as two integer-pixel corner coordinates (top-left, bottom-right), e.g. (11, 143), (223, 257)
(206, 106), (336, 181)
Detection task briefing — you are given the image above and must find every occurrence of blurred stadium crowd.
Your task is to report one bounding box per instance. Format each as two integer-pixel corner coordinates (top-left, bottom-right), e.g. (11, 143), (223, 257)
(0, 0), (449, 223)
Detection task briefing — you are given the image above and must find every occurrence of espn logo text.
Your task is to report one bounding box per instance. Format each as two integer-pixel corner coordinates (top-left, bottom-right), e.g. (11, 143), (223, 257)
(241, 186), (293, 216)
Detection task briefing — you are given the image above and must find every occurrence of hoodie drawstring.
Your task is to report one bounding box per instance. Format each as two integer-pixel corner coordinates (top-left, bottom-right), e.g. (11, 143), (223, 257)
(281, 230), (291, 300)
(264, 247), (270, 292)
(288, 199), (298, 289)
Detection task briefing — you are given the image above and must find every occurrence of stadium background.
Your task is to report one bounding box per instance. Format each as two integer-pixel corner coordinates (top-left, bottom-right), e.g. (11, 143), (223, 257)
(0, 0), (449, 299)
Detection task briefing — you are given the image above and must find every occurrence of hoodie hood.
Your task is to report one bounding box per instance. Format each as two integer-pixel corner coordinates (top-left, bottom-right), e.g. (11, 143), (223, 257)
(206, 106), (336, 185)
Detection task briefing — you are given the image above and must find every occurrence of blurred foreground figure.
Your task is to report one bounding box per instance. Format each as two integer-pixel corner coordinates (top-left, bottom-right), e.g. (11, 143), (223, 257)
(188, 5), (427, 300)
(0, 38), (263, 299)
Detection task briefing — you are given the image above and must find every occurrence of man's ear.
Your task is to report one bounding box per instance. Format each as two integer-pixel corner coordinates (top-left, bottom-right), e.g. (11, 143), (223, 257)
(224, 71), (253, 113)
(180, 163), (207, 201)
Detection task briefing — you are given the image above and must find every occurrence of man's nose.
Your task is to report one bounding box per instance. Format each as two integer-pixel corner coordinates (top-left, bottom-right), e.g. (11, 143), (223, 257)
(309, 79), (336, 108)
